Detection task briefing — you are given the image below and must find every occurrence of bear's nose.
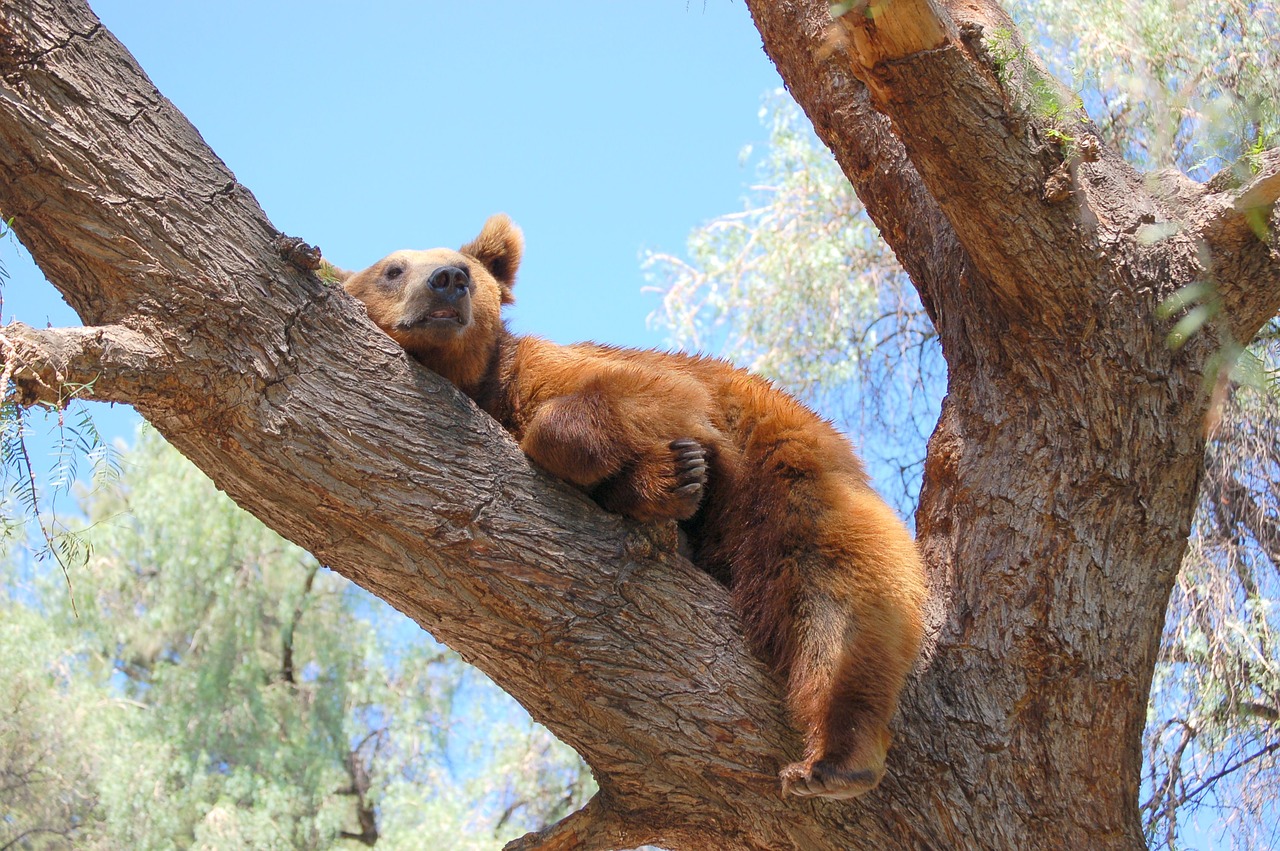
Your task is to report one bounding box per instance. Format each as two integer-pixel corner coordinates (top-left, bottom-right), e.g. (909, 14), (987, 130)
(427, 265), (470, 298)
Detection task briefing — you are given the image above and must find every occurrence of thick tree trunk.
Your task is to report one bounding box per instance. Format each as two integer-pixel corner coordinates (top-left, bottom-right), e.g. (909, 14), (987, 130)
(2, 1), (1277, 850)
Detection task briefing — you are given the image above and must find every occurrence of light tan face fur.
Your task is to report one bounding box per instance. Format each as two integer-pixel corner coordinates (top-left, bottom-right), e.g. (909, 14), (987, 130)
(343, 248), (487, 351)
(339, 214), (523, 362)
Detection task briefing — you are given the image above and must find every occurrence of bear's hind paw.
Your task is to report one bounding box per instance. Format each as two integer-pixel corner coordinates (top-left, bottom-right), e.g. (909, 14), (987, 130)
(780, 759), (883, 801)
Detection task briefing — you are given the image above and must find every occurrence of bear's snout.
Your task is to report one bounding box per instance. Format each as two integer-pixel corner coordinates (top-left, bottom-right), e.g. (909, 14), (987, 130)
(393, 264), (473, 333)
(427, 265), (470, 300)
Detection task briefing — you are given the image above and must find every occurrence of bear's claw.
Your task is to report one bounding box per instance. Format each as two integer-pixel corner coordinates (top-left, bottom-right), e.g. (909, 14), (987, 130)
(670, 438), (707, 506)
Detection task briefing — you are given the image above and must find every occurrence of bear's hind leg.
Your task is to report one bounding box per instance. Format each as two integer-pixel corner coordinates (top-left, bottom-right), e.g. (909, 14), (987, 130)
(778, 594), (909, 801)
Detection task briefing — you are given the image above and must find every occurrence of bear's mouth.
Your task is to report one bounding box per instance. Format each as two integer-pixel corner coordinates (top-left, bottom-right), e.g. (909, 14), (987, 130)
(400, 307), (466, 328)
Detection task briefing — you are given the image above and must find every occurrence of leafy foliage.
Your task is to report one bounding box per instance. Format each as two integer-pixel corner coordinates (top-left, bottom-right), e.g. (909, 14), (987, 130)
(1144, 326), (1280, 850)
(0, 430), (592, 849)
(1006, 0), (1279, 177)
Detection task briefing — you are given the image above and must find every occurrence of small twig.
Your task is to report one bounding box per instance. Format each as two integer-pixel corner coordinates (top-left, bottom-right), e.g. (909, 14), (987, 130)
(1179, 739), (1280, 807)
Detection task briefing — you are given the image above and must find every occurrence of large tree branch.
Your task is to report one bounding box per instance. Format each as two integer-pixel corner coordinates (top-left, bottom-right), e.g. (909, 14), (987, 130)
(828, 0), (1186, 327)
(741, 0), (964, 331)
(755, 0), (1279, 351)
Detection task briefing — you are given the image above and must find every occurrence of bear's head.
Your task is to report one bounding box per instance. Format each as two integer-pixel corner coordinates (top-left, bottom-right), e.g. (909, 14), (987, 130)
(338, 214), (523, 381)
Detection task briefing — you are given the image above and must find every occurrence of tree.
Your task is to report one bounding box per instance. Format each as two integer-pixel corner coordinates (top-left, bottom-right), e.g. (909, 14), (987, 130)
(647, 3), (1280, 841)
(0, 566), (103, 850)
(2, 2), (1278, 850)
(0, 430), (591, 849)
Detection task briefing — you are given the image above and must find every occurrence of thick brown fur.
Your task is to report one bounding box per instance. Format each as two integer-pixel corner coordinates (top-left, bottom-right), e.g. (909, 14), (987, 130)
(339, 215), (927, 800)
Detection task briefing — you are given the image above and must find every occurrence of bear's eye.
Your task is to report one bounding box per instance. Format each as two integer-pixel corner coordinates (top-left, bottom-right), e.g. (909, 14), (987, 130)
(384, 264), (404, 281)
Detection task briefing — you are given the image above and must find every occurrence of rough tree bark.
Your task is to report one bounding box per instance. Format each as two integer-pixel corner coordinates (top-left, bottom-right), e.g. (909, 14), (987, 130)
(1, 1), (1277, 850)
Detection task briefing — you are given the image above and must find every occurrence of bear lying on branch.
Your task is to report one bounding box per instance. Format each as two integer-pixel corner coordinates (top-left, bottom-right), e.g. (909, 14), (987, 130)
(333, 214), (926, 800)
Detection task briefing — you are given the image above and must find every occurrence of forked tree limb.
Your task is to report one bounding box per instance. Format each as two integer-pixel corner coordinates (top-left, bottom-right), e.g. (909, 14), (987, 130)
(502, 793), (651, 851)
(1197, 149), (1280, 342)
(763, 0), (1279, 345)
(828, 0), (1174, 324)
(747, 0), (1276, 849)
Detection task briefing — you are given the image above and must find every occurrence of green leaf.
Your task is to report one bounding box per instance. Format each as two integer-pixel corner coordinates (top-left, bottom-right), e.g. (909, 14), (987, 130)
(1155, 279), (1214, 321)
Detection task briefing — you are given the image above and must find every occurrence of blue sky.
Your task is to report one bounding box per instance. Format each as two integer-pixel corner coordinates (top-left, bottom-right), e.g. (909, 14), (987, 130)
(5, 0), (788, 447)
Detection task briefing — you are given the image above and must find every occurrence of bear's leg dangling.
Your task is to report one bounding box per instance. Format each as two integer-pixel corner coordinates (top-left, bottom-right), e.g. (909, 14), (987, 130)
(778, 592), (903, 800)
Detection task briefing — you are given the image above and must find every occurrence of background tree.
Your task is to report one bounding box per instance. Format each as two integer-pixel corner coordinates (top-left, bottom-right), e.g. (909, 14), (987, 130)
(0, 430), (590, 849)
(0, 559), (102, 850)
(2, 1), (1279, 850)
(1145, 333), (1280, 849)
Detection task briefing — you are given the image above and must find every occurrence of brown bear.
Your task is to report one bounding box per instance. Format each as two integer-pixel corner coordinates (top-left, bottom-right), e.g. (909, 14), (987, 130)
(335, 214), (927, 800)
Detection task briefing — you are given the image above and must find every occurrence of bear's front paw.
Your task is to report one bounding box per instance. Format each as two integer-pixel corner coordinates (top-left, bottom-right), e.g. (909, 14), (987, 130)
(592, 437), (708, 521)
(780, 759), (882, 801)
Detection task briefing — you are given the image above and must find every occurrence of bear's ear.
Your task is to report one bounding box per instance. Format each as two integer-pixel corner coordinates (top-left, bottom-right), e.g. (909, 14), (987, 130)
(460, 214), (523, 304)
